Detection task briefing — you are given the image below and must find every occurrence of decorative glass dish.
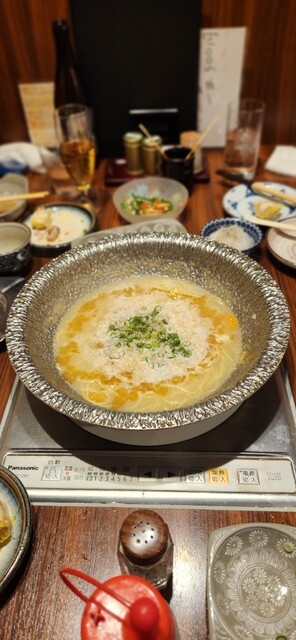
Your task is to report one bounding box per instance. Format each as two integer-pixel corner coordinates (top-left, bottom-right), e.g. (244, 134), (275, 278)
(72, 216), (188, 246)
(207, 523), (296, 639)
(113, 176), (188, 223)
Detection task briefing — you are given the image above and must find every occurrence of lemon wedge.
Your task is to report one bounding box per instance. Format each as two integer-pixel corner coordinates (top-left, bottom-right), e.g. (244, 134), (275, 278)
(253, 200), (282, 220)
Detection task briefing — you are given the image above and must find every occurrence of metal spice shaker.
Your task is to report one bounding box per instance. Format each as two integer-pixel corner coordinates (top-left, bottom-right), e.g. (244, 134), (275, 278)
(123, 132), (143, 174)
(142, 136), (162, 175)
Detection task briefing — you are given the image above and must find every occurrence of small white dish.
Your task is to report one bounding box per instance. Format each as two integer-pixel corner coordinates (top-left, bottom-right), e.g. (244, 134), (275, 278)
(0, 173), (28, 221)
(207, 523), (296, 640)
(223, 181), (296, 221)
(113, 177), (188, 223)
(72, 217), (188, 247)
(267, 215), (296, 269)
(0, 465), (32, 594)
(24, 202), (96, 254)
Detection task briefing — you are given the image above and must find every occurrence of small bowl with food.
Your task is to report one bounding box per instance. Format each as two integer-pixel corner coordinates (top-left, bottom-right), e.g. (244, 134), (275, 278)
(200, 218), (263, 254)
(113, 177), (188, 223)
(24, 202), (96, 256)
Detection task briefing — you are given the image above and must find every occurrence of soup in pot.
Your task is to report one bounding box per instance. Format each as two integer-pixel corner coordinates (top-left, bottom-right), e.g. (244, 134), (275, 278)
(54, 275), (243, 412)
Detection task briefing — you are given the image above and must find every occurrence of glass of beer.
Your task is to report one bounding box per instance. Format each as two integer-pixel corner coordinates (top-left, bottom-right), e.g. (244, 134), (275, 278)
(55, 103), (96, 198)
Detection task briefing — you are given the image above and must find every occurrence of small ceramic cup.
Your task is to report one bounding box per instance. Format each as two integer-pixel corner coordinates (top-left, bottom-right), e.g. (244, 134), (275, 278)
(0, 222), (32, 275)
(161, 145), (194, 194)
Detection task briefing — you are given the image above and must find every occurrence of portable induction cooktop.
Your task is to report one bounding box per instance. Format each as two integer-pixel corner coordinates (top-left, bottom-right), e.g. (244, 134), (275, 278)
(0, 364), (295, 509)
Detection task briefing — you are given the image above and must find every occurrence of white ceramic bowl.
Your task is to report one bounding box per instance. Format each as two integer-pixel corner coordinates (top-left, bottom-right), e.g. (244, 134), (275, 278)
(0, 174), (28, 221)
(0, 223), (31, 275)
(266, 215), (296, 269)
(5, 233), (290, 446)
(113, 177), (188, 223)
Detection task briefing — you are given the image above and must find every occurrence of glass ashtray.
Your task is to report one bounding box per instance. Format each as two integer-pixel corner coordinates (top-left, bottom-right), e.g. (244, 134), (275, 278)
(207, 523), (296, 640)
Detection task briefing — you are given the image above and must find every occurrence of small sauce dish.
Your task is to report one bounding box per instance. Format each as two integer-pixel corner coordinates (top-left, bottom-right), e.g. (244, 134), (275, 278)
(200, 218), (263, 254)
(0, 222), (32, 275)
(24, 202), (96, 256)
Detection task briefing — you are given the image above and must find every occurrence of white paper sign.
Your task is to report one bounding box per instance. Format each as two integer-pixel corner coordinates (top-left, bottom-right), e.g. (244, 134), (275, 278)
(19, 82), (57, 147)
(198, 27), (247, 147)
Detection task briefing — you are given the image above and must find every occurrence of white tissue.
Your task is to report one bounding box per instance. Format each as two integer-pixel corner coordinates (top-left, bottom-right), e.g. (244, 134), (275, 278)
(0, 142), (55, 174)
(265, 146), (296, 177)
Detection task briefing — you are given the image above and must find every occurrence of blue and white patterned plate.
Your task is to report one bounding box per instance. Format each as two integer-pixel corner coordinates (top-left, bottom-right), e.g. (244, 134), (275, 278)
(207, 523), (296, 640)
(223, 182), (296, 221)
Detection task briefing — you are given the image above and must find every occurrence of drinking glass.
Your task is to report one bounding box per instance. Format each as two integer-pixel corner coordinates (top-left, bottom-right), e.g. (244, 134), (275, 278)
(223, 98), (265, 180)
(55, 103), (96, 198)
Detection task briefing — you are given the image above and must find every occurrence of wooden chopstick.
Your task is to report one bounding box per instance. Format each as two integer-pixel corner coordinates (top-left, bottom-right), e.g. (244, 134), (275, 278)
(138, 123), (168, 159)
(0, 190), (49, 203)
(185, 116), (220, 160)
(252, 182), (296, 207)
(244, 213), (296, 233)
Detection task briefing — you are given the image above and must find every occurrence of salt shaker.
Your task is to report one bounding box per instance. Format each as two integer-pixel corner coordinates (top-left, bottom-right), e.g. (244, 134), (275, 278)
(118, 509), (173, 590)
(60, 567), (176, 640)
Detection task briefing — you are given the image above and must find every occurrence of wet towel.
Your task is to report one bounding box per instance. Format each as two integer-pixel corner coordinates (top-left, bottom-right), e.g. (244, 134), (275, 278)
(0, 143), (55, 174)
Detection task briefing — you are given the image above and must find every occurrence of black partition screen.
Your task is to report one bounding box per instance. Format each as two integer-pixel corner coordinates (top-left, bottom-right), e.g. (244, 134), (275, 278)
(70, 0), (201, 156)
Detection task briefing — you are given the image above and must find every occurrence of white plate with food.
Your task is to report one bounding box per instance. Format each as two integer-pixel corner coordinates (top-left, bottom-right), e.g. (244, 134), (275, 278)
(0, 173), (28, 222)
(113, 177), (188, 223)
(207, 523), (296, 640)
(267, 215), (296, 269)
(24, 202), (96, 254)
(0, 465), (32, 594)
(223, 181), (296, 222)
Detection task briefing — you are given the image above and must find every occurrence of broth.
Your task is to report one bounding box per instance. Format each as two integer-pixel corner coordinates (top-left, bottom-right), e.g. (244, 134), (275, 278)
(54, 275), (243, 412)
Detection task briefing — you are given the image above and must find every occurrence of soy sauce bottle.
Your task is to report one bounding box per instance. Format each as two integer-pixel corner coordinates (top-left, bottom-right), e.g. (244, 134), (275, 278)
(52, 19), (87, 108)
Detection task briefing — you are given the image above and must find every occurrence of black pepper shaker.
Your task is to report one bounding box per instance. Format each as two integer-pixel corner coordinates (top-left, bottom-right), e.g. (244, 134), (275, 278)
(117, 509), (173, 590)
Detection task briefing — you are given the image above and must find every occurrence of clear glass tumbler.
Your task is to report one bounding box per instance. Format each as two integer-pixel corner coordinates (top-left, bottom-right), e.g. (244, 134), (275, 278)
(223, 97), (265, 180)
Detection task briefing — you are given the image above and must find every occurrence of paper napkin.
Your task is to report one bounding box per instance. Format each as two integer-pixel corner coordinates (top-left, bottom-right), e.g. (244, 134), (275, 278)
(265, 145), (296, 177)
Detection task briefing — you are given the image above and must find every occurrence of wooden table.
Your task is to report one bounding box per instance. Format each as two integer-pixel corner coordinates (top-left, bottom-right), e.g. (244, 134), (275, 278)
(1, 147), (296, 639)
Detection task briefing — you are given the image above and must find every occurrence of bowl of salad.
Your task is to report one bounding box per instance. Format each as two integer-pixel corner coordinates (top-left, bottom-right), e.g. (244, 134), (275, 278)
(113, 177), (188, 223)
